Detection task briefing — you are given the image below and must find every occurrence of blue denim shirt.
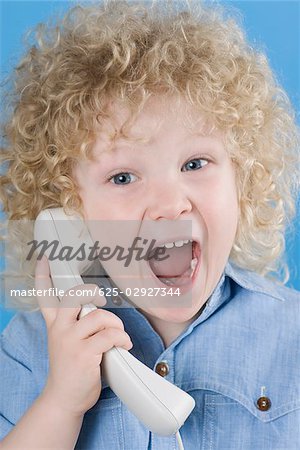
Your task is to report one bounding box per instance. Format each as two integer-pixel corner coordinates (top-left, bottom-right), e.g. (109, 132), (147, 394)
(1, 261), (300, 449)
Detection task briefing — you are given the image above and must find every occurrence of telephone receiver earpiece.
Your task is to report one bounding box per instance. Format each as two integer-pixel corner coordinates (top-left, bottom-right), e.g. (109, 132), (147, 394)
(34, 208), (195, 436)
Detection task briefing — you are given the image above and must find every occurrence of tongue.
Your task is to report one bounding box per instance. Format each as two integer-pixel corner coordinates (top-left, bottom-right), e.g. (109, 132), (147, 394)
(149, 242), (192, 277)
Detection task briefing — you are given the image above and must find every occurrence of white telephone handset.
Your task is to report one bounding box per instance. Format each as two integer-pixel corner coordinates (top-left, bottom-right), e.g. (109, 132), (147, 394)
(34, 208), (195, 440)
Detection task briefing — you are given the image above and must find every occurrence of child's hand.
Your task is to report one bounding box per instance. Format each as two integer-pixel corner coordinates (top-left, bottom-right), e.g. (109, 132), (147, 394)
(35, 256), (133, 417)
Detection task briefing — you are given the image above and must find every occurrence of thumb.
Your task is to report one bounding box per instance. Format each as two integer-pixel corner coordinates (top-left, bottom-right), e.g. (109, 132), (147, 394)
(35, 255), (59, 327)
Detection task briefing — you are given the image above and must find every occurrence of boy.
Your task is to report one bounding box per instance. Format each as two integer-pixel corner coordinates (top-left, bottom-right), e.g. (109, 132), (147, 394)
(0, 1), (299, 449)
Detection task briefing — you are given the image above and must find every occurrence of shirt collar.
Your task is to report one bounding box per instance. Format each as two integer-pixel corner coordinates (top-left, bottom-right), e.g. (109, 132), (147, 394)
(100, 262), (284, 365)
(105, 260), (286, 350)
(224, 261), (286, 302)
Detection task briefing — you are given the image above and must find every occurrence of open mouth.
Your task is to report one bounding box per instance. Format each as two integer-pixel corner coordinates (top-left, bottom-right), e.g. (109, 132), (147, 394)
(148, 239), (201, 288)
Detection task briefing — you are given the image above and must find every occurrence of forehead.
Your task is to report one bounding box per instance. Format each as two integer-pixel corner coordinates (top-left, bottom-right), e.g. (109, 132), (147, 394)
(94, 95), (219, 151)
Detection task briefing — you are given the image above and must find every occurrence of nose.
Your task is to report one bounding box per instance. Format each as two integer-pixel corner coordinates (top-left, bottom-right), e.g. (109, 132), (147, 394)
(145, 180), (192, 220)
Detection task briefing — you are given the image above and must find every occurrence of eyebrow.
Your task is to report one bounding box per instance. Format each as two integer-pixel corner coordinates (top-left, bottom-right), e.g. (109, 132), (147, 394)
(91, 131), (224, 164)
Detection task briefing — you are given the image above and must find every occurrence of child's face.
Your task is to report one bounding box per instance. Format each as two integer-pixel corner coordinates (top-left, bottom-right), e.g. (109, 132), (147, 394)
(74, 96), (239, 324)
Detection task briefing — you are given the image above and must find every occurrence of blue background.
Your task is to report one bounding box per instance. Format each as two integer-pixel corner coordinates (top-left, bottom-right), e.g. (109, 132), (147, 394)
(0, 1), (299, 331)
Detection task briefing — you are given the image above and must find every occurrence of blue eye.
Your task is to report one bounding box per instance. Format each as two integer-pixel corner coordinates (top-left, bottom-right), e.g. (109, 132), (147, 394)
(109, 172), (137, 185)
(182, 158), (208, 171)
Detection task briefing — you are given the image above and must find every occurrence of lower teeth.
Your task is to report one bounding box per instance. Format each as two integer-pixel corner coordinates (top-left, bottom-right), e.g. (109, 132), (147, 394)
(163, 278), (179, 286)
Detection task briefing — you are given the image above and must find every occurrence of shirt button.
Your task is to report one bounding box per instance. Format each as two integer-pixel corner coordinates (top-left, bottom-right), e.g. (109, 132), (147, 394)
(256, 396), (272, 411)
(155, 361), (169, 377)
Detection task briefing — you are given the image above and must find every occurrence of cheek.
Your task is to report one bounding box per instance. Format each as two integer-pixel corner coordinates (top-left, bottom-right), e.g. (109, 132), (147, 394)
(197, 174), (239, 238)
(81, 188), (142, 220)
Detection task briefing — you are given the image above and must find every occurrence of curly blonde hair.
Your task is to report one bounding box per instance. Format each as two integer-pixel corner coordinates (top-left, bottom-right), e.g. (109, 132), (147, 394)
(1, 0), (299, 308)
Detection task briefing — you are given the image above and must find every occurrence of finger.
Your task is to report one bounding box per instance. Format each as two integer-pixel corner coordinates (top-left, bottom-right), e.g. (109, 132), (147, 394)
(35, 255), (59, 326)
(55, 284), (104, 326)
(75, 308), (125, 339)
(91, 292), (108, 308)
(87, 328), (133, 355)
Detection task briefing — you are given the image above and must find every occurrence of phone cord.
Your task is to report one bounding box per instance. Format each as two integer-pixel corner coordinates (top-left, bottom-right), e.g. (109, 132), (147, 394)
(175, 430), (184, 450)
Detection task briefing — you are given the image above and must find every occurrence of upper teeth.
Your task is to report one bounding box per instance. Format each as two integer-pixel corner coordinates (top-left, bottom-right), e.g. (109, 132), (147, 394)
(163, 239), (192, 249)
